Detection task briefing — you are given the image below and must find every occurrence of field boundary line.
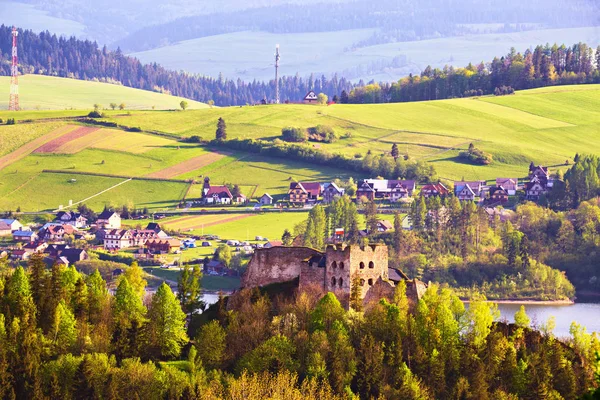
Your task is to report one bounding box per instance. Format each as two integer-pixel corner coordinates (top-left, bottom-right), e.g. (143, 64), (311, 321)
(475, 97), (577, 126)
(0, 172), (41, 199)
(56, 178), (132, 211)
(41, 169), (195, 183)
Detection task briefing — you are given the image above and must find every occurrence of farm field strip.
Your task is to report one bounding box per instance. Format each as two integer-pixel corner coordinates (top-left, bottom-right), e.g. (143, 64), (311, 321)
(147, 152), (228, 178)
(186, 214), (253, 230)
(91, 130), (179, 154)
(163, 214), (246, 230)
(33, 126), (100, 153)
(0, 124), (75, 170)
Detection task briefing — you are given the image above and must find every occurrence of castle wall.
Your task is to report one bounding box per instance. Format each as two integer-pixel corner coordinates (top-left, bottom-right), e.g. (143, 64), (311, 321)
(242, 246), (323, 288)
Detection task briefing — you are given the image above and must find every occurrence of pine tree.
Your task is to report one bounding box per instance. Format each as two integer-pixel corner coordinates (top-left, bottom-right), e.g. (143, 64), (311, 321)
(281, 229), (293, 246)
(391, 143), (399, 160)
(340, 90), (349, 104)
(349, 274), (363, 312)
(520, 235), (530, 269)
(216, 117), (227, 140)
(365, 201), (378, 236)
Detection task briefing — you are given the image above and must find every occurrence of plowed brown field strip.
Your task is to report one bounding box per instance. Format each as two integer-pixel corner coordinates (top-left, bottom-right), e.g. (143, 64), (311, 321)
(34, 126), (100, 153)
(146, 152), (228, 179)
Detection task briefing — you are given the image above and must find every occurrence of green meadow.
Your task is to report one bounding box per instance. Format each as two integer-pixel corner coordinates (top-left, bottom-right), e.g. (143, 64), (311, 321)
(0, 75), (209, 111)
(0, 83), (599, 211)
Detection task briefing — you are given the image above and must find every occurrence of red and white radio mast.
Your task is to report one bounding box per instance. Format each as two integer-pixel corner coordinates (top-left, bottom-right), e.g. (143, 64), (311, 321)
(9, 26), (20, 111)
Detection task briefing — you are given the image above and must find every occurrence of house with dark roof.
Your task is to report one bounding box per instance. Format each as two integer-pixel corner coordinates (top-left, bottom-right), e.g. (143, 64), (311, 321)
(356, 181), (376, 201)
(39, 224), (75, 242)
(390, 183), (409, 202)
(59, 248), (89, 265)
(303, 90), (319, 104)
(489, 186), (509, 204)
(145, 239), (181, 254)
(496, 178), (518, 195)
(204, 185), (233, 205)
(54, 211), (88, 229)
(323, 182), (345, 204)
(97, 210), (121, 229)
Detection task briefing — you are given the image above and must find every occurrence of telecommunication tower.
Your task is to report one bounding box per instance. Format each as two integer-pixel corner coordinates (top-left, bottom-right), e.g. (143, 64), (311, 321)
(9, 27), (20, 111)
(274, 44), (280, 104)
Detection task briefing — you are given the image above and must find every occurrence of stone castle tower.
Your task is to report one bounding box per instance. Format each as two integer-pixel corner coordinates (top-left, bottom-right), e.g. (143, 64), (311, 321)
(300, 244), (389, 300)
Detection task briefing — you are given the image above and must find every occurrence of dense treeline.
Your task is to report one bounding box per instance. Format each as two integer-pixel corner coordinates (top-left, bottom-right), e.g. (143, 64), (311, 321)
(0, 253), (598, 399)
(346, 43), (600, 103)
(0, 25), (353, 106)
(210, 138), (437, 182)
(114, 0), (599, 53)
(551, 154), (600, 209)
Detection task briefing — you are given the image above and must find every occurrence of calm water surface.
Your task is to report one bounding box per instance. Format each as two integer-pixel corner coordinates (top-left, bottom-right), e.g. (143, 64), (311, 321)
(495, 302), (600, 338)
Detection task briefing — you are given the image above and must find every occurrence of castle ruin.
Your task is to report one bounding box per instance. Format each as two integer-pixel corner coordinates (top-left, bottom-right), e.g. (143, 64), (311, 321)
(242, 244), (426, 307)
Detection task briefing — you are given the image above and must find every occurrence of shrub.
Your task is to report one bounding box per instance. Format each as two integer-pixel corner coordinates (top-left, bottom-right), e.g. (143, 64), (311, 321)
(127, 126), (143, 132)
(184, 135), (202, 143)
(88, 110), (102, 118)
(281, 127), (307, 143)
(308, 125), (337, 143)
(459, 143), (493, 165)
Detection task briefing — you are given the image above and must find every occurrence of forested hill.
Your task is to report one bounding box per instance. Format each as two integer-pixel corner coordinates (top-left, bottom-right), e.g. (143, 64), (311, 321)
(0, 25), (353, 106)
(347, 43), (600, 104)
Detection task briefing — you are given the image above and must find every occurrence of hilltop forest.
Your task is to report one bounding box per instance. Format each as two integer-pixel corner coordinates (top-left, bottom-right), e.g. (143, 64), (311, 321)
(1, 25), (599, 106)
(0, 255), (598, 399)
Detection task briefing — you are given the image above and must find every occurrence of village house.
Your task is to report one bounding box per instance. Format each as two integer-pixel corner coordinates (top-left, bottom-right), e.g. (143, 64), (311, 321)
(259, 193), (273, 205)
(234, 194), (247, 204)
(54, 211), (88, 229)
(322, 182), (345, 204)
(0, 221), (12, 237)
(288, 182), (321, 204)
(496, 178), (518, 195)
(96, 209), (121, 229)
(420, 182), (450, 198)
(24, 242), (49, 254)
(525, 165), (551, 200)
(390, 183), (410, 202)
(204, 185), (233, 205)
(39, 223), (75, 242)
(488, 186), (509, 204)
(456, 184), (477, 201)
(103, 228), (167, 250)
(10, 249), (29, 261)
(303, 90), (319, 104)
(0, 218), (23, 232)
(59, 248), (89, 265)
(454, 181), (485, 198)
(377, 220), (394, 233)
(13, 230), (38, 243)
(356, 181), (376, 201)
(145, 238), (181, 254)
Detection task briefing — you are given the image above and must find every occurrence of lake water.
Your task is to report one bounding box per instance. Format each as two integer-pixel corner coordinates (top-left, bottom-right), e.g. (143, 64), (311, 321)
(200, 294), (599, 339)
(495, 302), (600, 338)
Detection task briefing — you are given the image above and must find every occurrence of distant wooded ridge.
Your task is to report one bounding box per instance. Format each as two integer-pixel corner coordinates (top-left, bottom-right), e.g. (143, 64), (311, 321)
(0, 25), (598, 107)
(113, 0), (599, 53)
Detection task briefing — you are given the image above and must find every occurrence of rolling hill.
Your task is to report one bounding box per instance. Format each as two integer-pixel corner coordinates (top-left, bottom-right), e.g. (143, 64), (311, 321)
(0, 75), (208, 111)
(0, 84), (598, 212)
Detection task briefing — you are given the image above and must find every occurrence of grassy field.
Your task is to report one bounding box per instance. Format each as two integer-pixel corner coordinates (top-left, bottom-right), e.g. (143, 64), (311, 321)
(0, 75), (208, 111)
(130, 27), (600, 82)
(0, 84), (599, 211)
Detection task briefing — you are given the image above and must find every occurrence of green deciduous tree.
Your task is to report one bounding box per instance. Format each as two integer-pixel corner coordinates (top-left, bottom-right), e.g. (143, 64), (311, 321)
(177, 265), (204, 317)
(195, 320), (226, 370)
(51, 300), (77, 354)
(514, 305), (530, 328)
(146, 283), (188, 360)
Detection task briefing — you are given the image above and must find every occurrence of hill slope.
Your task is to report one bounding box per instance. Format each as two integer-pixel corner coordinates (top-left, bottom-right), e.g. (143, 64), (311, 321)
(0, 75), (208, 111)
(0, 84), (598, 212)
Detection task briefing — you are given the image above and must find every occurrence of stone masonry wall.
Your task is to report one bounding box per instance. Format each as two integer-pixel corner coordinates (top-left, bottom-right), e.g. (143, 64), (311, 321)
(242, 246), (323, 288)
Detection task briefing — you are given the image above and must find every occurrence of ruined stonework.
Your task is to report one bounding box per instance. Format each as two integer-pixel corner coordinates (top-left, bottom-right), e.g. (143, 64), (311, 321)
(242, 244), (426, 307)
(241, 246), (322, 288)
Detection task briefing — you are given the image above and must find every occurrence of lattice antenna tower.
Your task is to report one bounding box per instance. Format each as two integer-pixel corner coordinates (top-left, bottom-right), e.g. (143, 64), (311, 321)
(9, 27), (19, 111)
(275, 44), (280, 104)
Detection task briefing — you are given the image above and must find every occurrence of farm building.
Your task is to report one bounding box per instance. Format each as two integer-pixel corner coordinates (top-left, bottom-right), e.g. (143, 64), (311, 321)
(97, 209), (121, 229)
(303, 90), (318, 103)
(259, 193), (273, 205)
